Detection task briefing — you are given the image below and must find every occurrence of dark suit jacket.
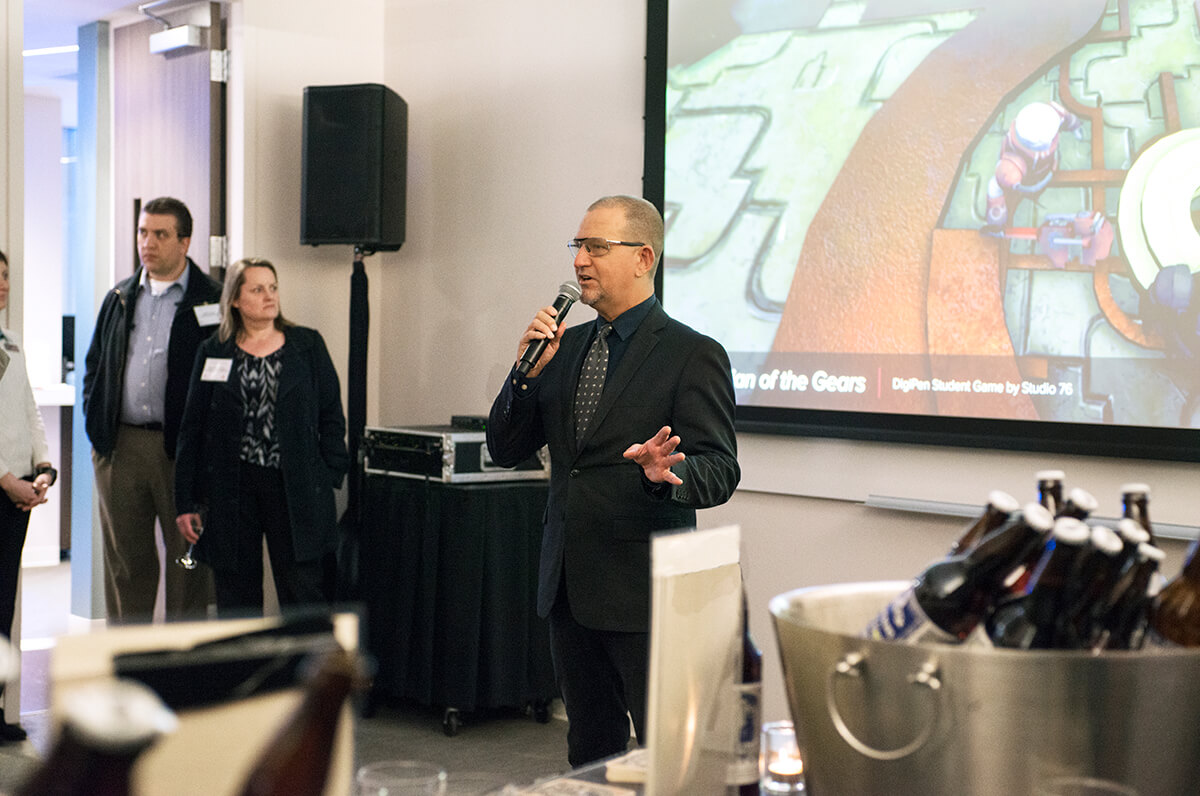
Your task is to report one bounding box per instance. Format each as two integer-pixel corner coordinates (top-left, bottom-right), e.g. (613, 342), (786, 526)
(174, 326), (348, 571)
(487, 301), (740, 632)
(83, 259), (222, 458)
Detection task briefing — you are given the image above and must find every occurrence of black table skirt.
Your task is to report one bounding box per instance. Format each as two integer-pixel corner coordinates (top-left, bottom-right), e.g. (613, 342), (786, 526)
(360, 476), (557, 712)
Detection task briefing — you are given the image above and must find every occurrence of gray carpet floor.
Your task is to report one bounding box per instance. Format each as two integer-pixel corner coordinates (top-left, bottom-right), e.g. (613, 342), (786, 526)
(0, 564), (572, 795)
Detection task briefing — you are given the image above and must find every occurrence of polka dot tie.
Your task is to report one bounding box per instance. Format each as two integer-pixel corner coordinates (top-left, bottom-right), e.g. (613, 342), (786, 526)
(574, 323), (613, 443)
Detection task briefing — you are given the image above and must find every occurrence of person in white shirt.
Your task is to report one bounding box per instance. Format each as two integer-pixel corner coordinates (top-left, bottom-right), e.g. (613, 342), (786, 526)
(0, 248), (55, 743)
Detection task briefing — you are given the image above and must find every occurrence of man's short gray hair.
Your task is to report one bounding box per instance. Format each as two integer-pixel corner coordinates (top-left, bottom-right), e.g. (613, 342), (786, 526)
(587, 195), (664, 270)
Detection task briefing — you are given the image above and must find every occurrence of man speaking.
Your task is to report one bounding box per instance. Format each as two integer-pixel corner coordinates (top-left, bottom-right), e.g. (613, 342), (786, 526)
(487, 194), (740, 766)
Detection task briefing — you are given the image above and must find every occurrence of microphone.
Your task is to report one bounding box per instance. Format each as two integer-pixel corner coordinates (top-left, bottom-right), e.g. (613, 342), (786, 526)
(516, 281), (582, 376)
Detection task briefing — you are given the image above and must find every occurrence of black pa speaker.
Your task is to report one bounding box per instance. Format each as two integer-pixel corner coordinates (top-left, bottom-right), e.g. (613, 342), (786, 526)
(301, 83), (407, 250)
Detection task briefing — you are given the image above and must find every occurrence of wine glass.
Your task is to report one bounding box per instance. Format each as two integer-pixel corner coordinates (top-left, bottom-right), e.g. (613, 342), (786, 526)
(356, 760), (447, 795)
(175, 510), (204, 570)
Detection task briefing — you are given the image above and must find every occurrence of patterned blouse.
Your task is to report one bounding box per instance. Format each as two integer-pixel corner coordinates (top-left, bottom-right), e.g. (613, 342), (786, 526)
(237, 346), (284, 468)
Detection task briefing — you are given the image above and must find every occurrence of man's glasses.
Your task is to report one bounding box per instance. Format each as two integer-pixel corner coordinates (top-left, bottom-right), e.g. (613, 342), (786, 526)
(567, 238), (645, 257)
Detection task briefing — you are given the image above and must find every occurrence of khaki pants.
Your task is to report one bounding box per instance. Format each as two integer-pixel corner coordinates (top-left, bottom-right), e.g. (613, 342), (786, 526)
(93, 425), (212, 623)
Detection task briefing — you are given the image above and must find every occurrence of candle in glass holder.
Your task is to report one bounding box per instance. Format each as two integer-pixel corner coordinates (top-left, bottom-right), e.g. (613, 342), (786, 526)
(761, 720), (805, 794)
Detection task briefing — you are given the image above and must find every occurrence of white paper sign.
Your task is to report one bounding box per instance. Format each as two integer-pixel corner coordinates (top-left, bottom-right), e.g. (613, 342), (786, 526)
(193, 303), (221, 326)
(200, 358), (233, 382)
(645, 525), (742, 796)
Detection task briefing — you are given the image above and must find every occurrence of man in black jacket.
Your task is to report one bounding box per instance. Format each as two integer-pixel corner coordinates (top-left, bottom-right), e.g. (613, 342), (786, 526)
(487, 195), (740, 766)
(83, 197), (221, 623)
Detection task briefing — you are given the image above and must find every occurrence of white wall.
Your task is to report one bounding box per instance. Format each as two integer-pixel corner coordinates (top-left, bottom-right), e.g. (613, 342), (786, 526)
(22, 93), (63, 388)
(0, 0), (16, 730)
(737, 433), (1200, 529)
(1, 0), (21, 334)
(229, 0), (388, 427)
(18, 90), (67, 571)
(377, 0), (648, 423)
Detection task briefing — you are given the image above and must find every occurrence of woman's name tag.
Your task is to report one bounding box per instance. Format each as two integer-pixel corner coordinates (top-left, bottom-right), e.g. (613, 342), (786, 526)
(201, 357), (233, 382)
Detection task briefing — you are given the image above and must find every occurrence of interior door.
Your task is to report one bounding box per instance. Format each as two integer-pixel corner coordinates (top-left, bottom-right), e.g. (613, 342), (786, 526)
(113, 2), (225, 280)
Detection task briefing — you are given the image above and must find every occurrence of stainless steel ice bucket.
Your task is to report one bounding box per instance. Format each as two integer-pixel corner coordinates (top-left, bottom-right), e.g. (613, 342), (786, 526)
(769, 581), (1200, 796)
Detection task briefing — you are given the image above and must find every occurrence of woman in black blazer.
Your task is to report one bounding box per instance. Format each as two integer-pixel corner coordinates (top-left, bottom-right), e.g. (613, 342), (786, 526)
(174, 258), (348, 616)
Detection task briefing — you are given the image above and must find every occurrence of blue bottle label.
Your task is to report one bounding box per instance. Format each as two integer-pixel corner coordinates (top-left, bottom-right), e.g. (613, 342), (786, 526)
(863, 588), (957, 644)
(727, 681), (761, 785)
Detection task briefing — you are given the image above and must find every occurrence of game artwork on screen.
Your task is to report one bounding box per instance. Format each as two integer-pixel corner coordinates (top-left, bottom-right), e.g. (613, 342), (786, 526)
(664, 0), (1200, 431)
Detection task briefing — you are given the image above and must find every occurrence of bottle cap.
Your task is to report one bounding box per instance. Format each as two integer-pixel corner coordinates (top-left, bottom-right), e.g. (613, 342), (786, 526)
(1035, 469), (1066, 481)
(1064, 487), (1098, 514)
(987, 490), (1020, 514)
(1136, 542), (1166, 562)
(1089, 525), (1123, 556)
(59, 679), (178, 753)
(1050, 517), (1090, 544)
(1115, 518), (1150, 546)
(1120, 482), (1151, 496)
(1022, 502), (1055, 531)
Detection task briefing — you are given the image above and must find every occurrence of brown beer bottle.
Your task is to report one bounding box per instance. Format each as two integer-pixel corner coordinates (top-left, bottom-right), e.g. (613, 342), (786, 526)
(987, 517), (1090, 650)
(1114, 518), (1151, 564)
(728, 590), (762, 796)
(1002, 470), (1066, 596)
(1057, 487), (1097, 520)
(236, 647), (362, 796)
(1005, 487), (1066, 595)
(865, 503), (1054, 643)
(1092, 542), (1165, 651)
(947, 491), (1020, 555)
(17, 679), (177, 796)
(1057, 525), (1124, 648)
(1035, 470), (1066, 516)
(1148, 539), (1200, 647)
(1120, 483), (1157, 545)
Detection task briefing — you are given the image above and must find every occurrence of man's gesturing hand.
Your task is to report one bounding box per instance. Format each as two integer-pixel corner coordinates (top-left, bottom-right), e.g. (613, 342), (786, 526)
(623, 425), (685, 485)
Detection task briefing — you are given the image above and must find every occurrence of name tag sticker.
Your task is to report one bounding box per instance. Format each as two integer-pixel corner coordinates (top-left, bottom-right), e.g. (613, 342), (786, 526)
(194, 303), (221, 326)
(201, 357), (233, 382)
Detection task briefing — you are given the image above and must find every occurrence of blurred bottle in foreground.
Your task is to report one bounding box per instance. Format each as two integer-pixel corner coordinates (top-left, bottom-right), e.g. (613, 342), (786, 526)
(237, 646), (364, 796)
(18, 679), (177, 796)
(1147, 539), (1200, 648)
(728, 589), (762, 796)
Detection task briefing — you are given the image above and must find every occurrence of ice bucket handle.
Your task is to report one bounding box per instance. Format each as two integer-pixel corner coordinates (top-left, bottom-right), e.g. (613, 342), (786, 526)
(826, 651), (941, 761)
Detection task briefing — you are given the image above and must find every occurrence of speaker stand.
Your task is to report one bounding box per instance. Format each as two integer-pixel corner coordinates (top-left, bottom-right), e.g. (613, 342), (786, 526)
(344, 246), (371, 545)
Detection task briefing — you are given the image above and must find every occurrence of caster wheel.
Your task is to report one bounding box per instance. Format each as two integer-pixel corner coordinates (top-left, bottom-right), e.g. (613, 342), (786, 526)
(442, 709), (461, 737)
(532, 700), (550, 724)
